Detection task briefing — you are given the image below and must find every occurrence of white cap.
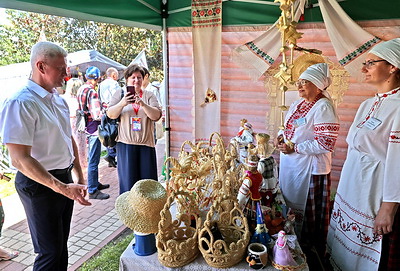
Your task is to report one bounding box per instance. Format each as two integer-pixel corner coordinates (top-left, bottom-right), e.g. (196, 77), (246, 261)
(299, 63), (332, 90)
(369, 38), (400, 69)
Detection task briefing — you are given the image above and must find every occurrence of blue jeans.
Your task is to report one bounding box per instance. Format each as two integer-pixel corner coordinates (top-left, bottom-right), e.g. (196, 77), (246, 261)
(87, 134), (101, 194)
(107, 146), (116, 158)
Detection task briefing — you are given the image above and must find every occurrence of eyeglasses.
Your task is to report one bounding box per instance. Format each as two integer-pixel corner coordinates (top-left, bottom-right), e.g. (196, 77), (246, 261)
(362, 60), (387, 69)
(294, 80), (310, 87)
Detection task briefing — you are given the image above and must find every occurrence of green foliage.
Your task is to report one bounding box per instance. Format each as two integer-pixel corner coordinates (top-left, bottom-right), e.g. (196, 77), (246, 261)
(0, 176), (16, 198)
(0, 9), (163, 81)
(78, 231), (134, 271)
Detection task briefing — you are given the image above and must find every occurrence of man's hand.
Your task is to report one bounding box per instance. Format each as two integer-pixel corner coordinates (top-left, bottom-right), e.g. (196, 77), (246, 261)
(62, 183), (91, 206)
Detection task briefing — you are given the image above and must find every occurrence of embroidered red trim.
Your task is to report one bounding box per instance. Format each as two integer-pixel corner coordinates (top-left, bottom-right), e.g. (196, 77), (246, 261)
(284, 93), (323, 140)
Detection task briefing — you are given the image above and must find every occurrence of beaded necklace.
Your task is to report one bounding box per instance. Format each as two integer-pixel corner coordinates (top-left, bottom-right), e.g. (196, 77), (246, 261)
(284, 93), (323, 140)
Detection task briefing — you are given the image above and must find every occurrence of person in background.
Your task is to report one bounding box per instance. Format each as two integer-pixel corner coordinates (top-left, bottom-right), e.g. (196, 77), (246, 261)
(76, 66), (110, 200)
(63, 70), (87, 174)
(327, 38), (400, 271)
(276, 63), (339, 262)
(65, 70), (83, 98)
(0, 41), (91, 270)
(141, 67), (159, 144)
(107, 64), (161, 194)
(0, 172), (19, 262)
(98, 67), (121, 168)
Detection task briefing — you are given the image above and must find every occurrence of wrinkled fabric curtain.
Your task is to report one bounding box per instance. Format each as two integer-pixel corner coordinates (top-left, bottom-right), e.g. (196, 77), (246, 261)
(192, 0), (222, 141)
(318, 0), (381, 79)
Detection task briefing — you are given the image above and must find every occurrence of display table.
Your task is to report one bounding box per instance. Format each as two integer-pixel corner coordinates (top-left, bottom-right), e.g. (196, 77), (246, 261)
(119, 238), (309, 271)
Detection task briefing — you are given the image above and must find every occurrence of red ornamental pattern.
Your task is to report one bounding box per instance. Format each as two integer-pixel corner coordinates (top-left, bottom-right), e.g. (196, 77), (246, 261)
(389, 131), (400, 143)
(314, 123), (340, 151)
(284, 93), (323, 140)
(331, 207), (382, 247)
(192, 0), (222, 28)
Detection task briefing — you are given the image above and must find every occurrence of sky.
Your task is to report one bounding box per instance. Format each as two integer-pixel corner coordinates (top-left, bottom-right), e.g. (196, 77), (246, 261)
(0, 8), (10, 25)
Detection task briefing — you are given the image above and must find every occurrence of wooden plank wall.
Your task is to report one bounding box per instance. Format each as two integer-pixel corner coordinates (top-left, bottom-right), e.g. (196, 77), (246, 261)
(167, 20), (400, 189)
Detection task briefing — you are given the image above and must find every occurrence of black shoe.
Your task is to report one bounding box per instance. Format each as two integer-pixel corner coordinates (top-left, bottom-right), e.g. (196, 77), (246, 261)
(89, 190), (110, 200)
(104, 156), (117, 168)
(98, 182), (110, 190)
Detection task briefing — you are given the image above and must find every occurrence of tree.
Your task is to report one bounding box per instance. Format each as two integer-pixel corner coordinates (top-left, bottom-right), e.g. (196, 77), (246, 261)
(0, 9), (163, 81)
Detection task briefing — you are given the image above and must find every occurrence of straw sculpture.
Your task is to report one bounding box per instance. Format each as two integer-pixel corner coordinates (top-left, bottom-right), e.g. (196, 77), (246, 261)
(156, 191), (201, 268)
(198, 196), (250, 268)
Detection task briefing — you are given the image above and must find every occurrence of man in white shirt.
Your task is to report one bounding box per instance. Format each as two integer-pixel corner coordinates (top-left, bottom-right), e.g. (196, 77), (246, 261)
(98, 67), (121, 167)
(0, 41), (91, 271)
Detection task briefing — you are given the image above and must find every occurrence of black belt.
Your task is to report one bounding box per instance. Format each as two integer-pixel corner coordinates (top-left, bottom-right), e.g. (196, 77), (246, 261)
(48, 164), (74, 175)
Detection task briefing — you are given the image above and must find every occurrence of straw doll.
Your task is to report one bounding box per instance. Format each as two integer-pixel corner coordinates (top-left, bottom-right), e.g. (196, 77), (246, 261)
(231, 120), (254, 163)
(256, 133), (278, 207)
(272, 230), (297, 267)
(237, 153), (263, 232)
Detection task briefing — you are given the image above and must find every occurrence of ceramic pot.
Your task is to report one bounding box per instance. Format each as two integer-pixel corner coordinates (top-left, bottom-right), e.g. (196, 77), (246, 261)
(246, 242), (268, 269)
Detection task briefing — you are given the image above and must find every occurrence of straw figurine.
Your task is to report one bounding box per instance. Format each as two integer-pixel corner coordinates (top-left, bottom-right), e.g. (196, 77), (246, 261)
(237, 153), (263, 233)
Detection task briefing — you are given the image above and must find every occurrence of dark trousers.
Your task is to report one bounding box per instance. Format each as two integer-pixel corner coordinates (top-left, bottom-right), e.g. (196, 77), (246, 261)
(107, 146), (117, 158)
(15, 170), (74, 271)
(116, 142), (158, 194)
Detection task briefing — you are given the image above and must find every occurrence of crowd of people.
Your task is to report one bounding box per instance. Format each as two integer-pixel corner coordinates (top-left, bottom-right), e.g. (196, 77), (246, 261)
(0, 37), (399, 271)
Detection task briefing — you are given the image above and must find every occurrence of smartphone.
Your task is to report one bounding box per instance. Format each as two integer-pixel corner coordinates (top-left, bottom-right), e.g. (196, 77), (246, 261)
(127, 86), (135, 95)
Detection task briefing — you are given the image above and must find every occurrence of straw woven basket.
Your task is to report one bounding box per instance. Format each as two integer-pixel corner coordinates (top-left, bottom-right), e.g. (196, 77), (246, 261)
(156, 191), (201, 268)
(271, 252), (307, 271)
(198, 197), (250, 268)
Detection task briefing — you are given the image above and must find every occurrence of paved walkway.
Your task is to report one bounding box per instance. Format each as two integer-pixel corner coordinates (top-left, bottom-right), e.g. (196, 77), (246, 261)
(0, 139), (166, 271)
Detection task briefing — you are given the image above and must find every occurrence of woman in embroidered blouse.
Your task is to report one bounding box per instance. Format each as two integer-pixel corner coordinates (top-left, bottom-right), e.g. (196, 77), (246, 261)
(276, 63), (339, 260)
(327, 38), (400, 271)
(107, 64), (161, 194)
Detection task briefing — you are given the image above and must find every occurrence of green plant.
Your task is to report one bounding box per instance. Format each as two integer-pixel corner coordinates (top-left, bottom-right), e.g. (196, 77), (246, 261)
(78, 230), (134, 271)
(0, 175), (16, 198)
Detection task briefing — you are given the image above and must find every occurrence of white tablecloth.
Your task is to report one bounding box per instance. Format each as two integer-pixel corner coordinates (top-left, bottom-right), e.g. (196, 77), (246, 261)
(119, 238), (309, 271)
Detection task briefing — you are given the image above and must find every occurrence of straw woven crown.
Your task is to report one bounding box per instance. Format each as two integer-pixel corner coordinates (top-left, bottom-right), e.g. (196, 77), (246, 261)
(115, 179), (168, 234)
(291, 53), (326, 82)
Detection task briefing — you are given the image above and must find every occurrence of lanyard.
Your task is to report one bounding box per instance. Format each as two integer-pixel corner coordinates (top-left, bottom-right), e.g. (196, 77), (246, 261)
(131, 90), (143, 115)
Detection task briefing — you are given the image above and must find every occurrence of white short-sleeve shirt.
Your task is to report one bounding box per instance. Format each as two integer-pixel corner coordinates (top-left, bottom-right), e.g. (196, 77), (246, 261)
(0, 80), (74, 170)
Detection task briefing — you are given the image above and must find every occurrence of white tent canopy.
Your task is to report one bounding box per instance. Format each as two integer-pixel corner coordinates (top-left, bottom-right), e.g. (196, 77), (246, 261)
(67, 49), (126, 74)
(0, 49), (126, 102)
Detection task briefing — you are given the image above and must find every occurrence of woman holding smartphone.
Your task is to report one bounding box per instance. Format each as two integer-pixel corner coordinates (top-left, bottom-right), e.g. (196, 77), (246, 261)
(107, 64), (162, 194)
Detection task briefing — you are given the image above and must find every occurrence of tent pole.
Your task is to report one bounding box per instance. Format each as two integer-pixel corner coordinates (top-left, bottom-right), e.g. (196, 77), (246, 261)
(162, 10), (170, 182)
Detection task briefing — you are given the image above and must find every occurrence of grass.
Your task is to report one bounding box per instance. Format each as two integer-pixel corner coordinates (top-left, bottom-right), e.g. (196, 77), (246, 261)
(78, 229), (134, 271)
(0, 173), (16, 198)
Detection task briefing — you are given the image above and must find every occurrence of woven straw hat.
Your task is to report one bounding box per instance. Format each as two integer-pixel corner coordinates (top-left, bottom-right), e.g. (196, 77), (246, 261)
(115, 179), (169, 234)
(291, 53), (326, 82)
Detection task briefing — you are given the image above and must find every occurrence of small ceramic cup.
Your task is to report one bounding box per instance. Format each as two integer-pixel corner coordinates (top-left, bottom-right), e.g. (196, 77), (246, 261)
(246, 242), (268, 269)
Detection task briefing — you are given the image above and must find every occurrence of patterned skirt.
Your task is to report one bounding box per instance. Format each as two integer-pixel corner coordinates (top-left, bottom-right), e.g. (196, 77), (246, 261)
(300, 174), (331, 257)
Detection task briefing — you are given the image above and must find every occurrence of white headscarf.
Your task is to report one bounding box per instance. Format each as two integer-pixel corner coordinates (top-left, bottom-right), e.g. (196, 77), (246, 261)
(299, 63), (332, 90)
(369, 38), (400, 69)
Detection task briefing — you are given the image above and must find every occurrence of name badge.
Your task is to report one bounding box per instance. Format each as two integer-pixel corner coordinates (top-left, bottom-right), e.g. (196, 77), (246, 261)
(131, 117), (141, 131)
(294, 117), (307, 127)
(364, 117), (382, 130)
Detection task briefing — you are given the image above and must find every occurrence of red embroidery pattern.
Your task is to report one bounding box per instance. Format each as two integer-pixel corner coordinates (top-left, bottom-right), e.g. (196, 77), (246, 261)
(389, 131), (400, 143)
(314, 123), (340, 151)
(192, 0), (222, 28)
(357, 87), (400, 128)
(284, 93), (323, 140)
(336, 193), (375, 221)
(330, 234), (379, 265)
(331, 207), (382, 246)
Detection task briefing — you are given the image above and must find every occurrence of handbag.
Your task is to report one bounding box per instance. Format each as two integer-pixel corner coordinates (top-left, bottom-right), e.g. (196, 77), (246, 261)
(98, 114), (119, 147)
(76, 109), (87, 133)
(98, 89), (125, 147)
